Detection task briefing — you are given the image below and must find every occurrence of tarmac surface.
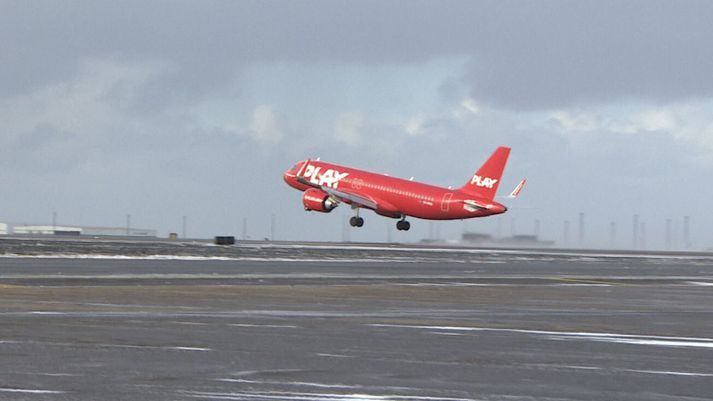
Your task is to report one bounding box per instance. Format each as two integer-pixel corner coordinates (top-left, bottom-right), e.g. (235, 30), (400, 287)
(1, 239), (712, 400)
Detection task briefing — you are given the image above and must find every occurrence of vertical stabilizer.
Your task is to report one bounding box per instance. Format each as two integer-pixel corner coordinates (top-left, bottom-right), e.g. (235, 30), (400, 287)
(460, 146), (511, 200)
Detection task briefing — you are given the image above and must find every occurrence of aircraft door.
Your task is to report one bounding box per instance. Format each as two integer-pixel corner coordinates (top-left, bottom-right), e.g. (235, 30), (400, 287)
(440, 192), (453, 212)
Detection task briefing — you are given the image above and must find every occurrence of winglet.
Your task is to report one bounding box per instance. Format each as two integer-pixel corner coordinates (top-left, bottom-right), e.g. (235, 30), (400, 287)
(508, 179), (526, 198)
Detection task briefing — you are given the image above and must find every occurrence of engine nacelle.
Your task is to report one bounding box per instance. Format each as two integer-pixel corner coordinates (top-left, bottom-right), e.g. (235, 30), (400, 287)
(302, 188), (338, 213)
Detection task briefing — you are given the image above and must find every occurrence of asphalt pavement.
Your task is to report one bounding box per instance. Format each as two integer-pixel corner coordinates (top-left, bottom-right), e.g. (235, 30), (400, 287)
(1, 240), (712, 400)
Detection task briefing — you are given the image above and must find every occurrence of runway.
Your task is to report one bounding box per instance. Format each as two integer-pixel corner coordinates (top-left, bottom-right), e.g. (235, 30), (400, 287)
(1, 240), (712, 400)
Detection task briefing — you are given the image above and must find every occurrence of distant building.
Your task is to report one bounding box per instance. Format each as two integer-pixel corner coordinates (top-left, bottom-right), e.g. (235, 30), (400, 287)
(498, 234), (555, 247)
(81, 226), (157, 237)
(6, 223), (157, 238)
(13, 225), (82, 235)
(461, 232), (554, 248)
(461, 232), (494, 243)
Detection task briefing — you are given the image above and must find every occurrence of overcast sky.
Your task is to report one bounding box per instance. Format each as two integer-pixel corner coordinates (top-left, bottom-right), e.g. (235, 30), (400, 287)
(2, 0), (713, 249)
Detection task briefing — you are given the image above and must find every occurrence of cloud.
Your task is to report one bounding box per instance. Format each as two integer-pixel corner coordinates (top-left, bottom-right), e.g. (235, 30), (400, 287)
(0, 58), (170, 177)
(2, 2), (713, 247)
(334, 113), (365, 146)
(543, 101), (713, 160)
(0, 57), (166, 136)
(7, 1), (713, 111)
(249, 105), (284, 143)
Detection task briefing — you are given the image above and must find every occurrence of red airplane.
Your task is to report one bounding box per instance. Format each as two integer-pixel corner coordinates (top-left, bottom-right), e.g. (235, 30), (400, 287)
(283, 146), (525, 231)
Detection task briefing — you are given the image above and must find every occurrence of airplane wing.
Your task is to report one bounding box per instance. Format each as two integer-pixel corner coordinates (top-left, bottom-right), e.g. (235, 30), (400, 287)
(296, 175), (380, 210)
(319, 186), (379, 210)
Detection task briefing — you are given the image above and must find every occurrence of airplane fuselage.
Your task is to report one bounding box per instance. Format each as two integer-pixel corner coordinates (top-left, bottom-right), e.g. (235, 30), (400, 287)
(284, 160), (506, 221)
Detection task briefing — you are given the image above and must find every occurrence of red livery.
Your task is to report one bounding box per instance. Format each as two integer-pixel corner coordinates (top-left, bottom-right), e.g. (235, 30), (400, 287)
(284, 146), (524, 231)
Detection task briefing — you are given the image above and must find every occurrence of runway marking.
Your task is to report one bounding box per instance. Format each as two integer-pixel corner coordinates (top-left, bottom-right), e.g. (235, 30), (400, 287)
(233, 369), (306, 377)
(429, 332), (466, 336)
(218, 378), (363, 389)
(0, 388), (65, 394)
(317, 353), (355, 358)
(182, 390), (483, 401)
(0, 284), (24, 288)
(370, 324), (713, 349)
(270, 244), (713, 260)
(30, 372), (83, 377)
(5, 272), (711, 284)
(551, 277), (618, 286)
(169, 321), (209, 326)
(29, 311), (66, 315)
(555, 365), (601, 371)
(0, 339), (212, 352)
(172, 346), (211, 351)
(0, 254), (413, 263)
(624, 369), (713, 377)
(526, 363), (602, 371)
(99, 344), (212, 352)
(547, 335), (713, 349)
(230, 324), (299, 329)
(397, 283), (512, 287)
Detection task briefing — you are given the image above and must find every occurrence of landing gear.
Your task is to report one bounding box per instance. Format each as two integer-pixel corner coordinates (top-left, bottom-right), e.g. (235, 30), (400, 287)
(396, 219), (410, 231)
(349, 208), (364, 227)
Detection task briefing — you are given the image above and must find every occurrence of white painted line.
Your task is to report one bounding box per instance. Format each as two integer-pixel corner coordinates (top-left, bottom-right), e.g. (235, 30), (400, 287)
(183, 390), (483, 401)
(0, 388), (65, 394)
(558, 365), (602, 370)
(169, 347), (212, 351)
(0, 254), (412, 263)
(230, 324), (299, 328)
(317, 353), (355, 358)
(370, 324), (713, 349)
(217, 379), (362, 389)
(625, 369), (713, 377)
(429, 332), (466, 336)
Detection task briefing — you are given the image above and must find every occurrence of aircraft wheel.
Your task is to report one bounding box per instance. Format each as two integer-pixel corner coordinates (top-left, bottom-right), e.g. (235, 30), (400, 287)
(355, 217), (364, 227)
(349, 217), (358, 227)
(396, 220), (410, 231)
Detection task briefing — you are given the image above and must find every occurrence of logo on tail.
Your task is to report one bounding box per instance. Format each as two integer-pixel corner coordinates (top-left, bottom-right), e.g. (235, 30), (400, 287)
(470, 175), (499, 189)
(460, 146), (511, 200)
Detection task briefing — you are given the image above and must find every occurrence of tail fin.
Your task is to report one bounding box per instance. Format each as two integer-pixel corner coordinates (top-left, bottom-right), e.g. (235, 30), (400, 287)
(459, 146), (511, 200)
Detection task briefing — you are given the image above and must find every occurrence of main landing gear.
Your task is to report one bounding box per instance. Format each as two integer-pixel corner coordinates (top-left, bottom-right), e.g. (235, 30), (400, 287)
(349, 207), (364, 227)
(348, 208), (410, 231)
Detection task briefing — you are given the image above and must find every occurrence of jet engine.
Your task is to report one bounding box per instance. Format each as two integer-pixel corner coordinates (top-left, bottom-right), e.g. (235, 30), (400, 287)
(302, 188), (338, 213)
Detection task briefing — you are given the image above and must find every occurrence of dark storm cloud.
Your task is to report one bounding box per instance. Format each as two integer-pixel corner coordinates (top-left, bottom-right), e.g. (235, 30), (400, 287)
(3, 1), (713, 108)
(464, 2), (713, 109)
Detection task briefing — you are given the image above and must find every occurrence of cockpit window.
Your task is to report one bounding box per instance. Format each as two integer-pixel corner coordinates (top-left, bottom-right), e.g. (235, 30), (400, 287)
(291, 163), (299, 171)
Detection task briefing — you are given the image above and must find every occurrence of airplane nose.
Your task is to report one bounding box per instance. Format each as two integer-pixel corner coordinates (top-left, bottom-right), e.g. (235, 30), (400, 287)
(283, 170), (293, 183)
